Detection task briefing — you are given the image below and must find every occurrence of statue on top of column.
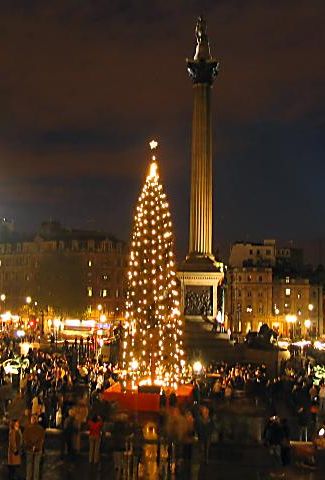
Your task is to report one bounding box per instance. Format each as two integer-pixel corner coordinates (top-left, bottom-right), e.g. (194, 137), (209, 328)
(194, 16), (211, 61)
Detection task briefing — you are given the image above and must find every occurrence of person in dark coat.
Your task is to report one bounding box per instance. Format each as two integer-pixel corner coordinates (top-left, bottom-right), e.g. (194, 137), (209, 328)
(8, 420), (22, 480)
(110, 414), (129, 479)
(61, 410), (75, 458)
(280, 418), (291, 466)
(23, 414), (45, 480)
(196, 405), (213, 464)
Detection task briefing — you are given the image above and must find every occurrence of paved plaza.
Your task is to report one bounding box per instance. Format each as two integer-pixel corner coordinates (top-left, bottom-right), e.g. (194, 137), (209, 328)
(0, 443), (324, 480)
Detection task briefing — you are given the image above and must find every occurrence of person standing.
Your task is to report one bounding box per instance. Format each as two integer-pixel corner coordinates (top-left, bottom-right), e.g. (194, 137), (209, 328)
(280, 418), (291, 467)
(8, 420), (22, 480)
(196, 406), (213, 464)
(23, 414), (45, 480)
(71, 399), (88, 453)
(88, 415), (103, 465)
(111, 414), (129, 480)
(319, 382), (325, 411)
(62, 410), (75, 458)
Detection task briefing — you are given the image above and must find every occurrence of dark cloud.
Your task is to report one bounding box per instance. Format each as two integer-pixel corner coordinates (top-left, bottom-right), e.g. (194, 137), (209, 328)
(0, 0), (324, 261)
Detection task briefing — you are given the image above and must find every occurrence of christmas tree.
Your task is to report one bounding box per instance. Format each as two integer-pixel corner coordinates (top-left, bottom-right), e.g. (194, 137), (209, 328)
(122, 141), (184, 389)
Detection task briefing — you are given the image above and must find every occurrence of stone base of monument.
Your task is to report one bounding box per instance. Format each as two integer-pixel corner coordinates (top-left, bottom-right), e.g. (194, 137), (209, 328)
(102, 383), (193, 413)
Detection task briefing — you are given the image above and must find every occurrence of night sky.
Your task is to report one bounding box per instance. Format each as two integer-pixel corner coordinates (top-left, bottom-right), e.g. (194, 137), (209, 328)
(0, 1), (324, 263)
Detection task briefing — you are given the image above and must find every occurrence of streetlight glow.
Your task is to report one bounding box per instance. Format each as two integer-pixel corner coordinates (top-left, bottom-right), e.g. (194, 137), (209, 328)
(193, 361), (203, 375)
(304, 319), (311, 329)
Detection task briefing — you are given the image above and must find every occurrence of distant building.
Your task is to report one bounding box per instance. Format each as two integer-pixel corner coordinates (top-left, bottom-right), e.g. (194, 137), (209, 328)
(229, 239), (303, 271)
(226, 240), (323, 336)
(0, 221), (128, 318)
(272, 275), (323, 337)
(226, 267), (273, 333)
(229, 240), (276, 268)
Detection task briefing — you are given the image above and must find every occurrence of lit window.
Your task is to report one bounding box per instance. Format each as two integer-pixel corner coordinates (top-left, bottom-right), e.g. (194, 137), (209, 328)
(87, 287), (93, 297)
(102, 289), (107, 298)
(103, 274), (108, 280)
(248, 275), (252, 282)
(285, 288), (291, 296)
(88, 260), (92, 267)
(285, 276), (290, 284)
(284, 303), (289, 309)
(297, 292), (301, 299)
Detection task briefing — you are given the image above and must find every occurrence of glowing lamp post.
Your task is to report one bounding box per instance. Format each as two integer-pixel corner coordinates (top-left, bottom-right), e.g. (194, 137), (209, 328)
(0, 293), (6, 312)
(285, 314), (297, 339)
(0, 294), (6, 330)
(193, 360), (203, 376)
(97, 304), (103, 322)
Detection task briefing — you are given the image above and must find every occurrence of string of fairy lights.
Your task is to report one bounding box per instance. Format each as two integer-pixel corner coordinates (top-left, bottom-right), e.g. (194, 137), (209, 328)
(122, 141), (185, 389)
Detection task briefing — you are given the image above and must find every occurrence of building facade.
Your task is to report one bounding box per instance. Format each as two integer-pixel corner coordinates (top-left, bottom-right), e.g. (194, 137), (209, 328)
(272, 276), (322, 338)
(226, 267), (273, 334)
(0, 222), (128, 318)
(226, 240), (323, 336)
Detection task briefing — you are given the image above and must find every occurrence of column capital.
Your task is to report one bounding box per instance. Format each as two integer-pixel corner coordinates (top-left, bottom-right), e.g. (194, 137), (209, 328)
(187, 59), (219, 85)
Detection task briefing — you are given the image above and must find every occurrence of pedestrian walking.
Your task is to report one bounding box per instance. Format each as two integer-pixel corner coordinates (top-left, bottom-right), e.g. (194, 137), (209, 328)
(88, 414), (103, 465)
(8, 420), (22, 480)
(23, 414), (45, 480)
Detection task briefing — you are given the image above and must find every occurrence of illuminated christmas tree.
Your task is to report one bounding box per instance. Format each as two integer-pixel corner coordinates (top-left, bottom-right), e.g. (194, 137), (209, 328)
(122, 141), (184, 389)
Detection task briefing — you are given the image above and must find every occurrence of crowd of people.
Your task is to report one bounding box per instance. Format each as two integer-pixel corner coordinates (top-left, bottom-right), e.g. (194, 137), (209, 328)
(201, 361), (269, 403)
(1, 333), (325, 478)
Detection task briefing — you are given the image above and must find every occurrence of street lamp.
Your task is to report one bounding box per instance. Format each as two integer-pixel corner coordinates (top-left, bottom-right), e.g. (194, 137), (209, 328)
(304, 319), (311, 329)
(0, 294), (5, 329)
(99, 313), (107, 323)
(193, 360), (203, 375)
(304, 319), (311, 338)
(285, 314), (297, 339)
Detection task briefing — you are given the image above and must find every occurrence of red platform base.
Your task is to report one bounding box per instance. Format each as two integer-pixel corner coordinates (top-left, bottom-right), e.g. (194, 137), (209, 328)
(102, 383), (193, 413)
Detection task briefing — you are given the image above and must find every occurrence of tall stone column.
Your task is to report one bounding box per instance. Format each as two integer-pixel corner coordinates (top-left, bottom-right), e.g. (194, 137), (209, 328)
(187, 17), (219, 259)
(178, 17), (224, 325)
(189, 83), (212, 255)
